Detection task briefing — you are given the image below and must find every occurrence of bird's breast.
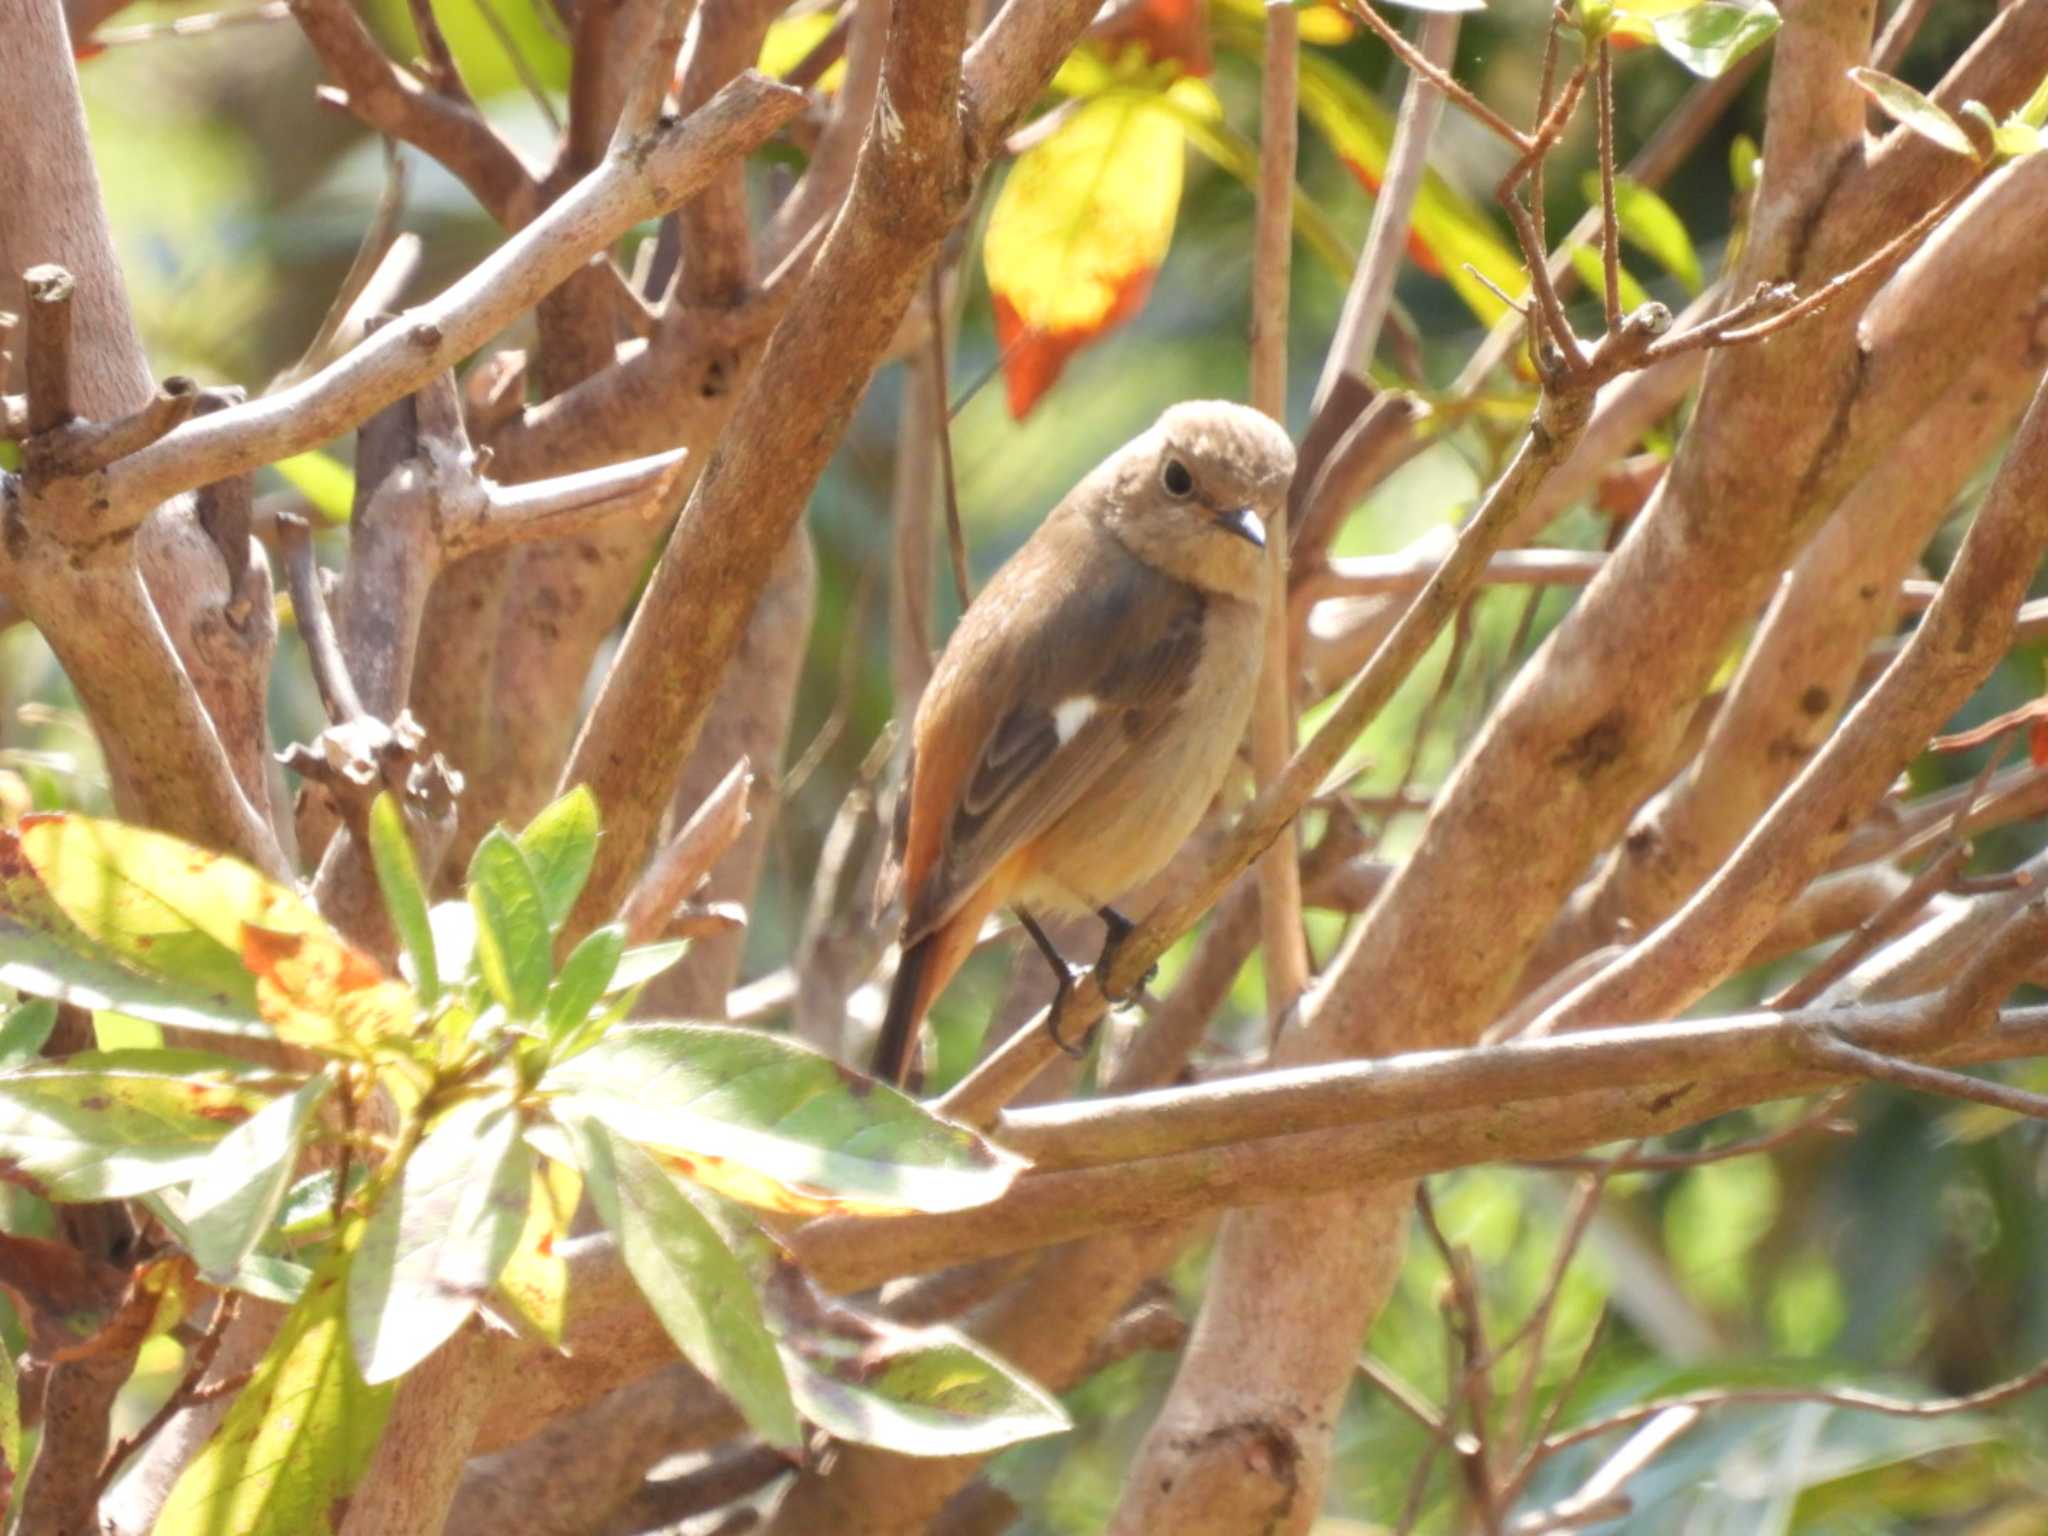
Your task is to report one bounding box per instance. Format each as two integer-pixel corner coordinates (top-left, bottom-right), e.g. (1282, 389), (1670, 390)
(1023, 596), (1266, 912)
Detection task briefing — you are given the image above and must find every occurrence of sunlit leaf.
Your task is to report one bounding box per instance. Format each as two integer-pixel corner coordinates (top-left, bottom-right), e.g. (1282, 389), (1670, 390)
(1849, 67), (1976, 159)
(608, 940), (687, 993)
(1568, 243), (1652, 315)
(270, 451), (355, 525)
(984, 93), (1185, 417)
(367, 794), (438, 1006)
(1379, 0), (1485, 11)
(428, 901), (480, 989)
(0, 915), (267, 1037)
(241, 926), (416, 1057)
(544, 924), (623, 1048)
(1651, 1), (1780, 77)
(2019, 72), (2048, 131)
(0, 999), (56, 1070)
(1295, 52), (1528, 327)
(566, 1114), (800, 1449)
(758, 12), (846, 91)
(543, 1024), (1023, 1216)
(467, 831), (552, 1018)
(0, 1061), (269, 1199)
(783, 1320), (1070, 1456)
(9, 813), (329, 1024)
(186, 1076), (332, 1282)
(0, 1334), (20, 1502)
(1579, 175), (1702, 293)
(489, 1160), (575, 1349)
(350, 1096), (532, 1383)
(515, 786), (600, 934)
(1091, 0), (1213, 73)
(154, 1231), (392, 1536)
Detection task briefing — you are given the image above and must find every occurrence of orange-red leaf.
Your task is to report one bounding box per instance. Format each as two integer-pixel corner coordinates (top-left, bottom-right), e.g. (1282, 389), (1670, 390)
(983, 94), (1186, 418)
(240, 926), (413, 1056)
(1091, 0), (1213, 76)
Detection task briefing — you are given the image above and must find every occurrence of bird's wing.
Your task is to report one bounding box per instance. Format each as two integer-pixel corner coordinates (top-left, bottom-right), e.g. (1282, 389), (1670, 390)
(898, 538), (1209, 944)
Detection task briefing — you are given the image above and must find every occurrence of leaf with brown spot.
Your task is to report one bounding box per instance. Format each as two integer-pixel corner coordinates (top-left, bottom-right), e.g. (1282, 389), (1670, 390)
(241, 925), (416, 1057)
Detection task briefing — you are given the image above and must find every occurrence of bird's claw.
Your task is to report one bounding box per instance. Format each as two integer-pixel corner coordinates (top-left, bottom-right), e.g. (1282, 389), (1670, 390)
(1096, 906), (1157, 1004)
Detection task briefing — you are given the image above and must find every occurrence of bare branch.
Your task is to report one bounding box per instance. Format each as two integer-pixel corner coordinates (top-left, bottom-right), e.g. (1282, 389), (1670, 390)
(1311, 11), (1459, 415)
(292, 0), (541, 227)
(97, 72), (804, 521)
(619, 757), (753, 946)
(1533, 358), (2048, 1035)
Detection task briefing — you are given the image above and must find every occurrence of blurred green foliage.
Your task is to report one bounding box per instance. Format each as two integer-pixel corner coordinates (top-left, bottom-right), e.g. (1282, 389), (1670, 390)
(8, 0), (2042, 1527)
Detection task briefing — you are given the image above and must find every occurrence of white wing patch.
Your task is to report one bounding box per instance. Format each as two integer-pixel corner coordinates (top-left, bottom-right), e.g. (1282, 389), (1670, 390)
(1051, 696), (1100, 745)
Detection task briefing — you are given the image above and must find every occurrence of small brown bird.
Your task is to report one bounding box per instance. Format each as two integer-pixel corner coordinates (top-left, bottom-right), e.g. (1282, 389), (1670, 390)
(871, 400), (1296, 1086)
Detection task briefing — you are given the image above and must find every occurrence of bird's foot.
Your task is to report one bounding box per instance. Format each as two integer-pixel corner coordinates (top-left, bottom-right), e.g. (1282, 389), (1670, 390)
(1018, 909), (1097, 1059)
(1096, 905), (1158, 1005)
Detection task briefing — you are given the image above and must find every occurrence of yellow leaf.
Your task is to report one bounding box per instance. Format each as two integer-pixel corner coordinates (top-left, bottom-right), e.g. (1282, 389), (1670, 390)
(491, 1161), (577, 1349)
(983, 94), (1185, 416)
(240, 926), (416, 1057)
(758, 14), (845, 92)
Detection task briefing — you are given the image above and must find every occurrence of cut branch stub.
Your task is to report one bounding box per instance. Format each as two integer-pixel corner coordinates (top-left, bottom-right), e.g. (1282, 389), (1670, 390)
(23, 263), (75, 437)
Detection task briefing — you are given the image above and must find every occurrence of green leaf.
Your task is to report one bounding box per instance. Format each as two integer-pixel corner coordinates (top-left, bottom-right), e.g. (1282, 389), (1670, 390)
(1652, 2), (1781, 78)
(706, 1194), (1069, 1456)
(1381, 0), (1485, 10)
(349, 1096), (531, 1384)
(0, 999), (56, 1070)
(143, 1190), (314, 1303)
(186, 1076), (332, 1281)
(270, 450), (355, 524)
(367, 794), (439, 1007)
(467, 832), (552, 1019)
(1567, 243), (1652, 316)
(1729, 131), (1762, 194)
(782, 1322), (1069, 1457)
(544, 924), (624, 1048)
(154, 1233), (393, 1536)
(0, 1063), (271, 1199)
(516, 786), (600, 933)
(1580, 175), (1702, 293)
(0, 915), (272, 1037)
(566, 1114), (800, 1450)
(1849, 67), (1977, 159)
(1293, 49), (1528, 328)
(608, 940), (687, 993)
(543, 1024), (1024, 1217)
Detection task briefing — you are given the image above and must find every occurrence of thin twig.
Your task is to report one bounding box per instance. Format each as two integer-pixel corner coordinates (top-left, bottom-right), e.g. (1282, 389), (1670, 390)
(926, 266), (971, 613)
(1595, 41), (1621, 336)
(277, 513), (365, 724)
(1527, 1092), (1855, 1174)
(91, 1293), (243, 1502)
(1536, 1352), (2048, 1464)
(405, 0), (463, 95)
(1765, 839), (1973, 1011)
(619, 757), (754, 945)
(1311, 7), (1461, 415)
(1251, 0), (1308, 1038)
(24, 264), (75, 437)
(469, 0), (562, 132)
(1335, 0), (1526, 151)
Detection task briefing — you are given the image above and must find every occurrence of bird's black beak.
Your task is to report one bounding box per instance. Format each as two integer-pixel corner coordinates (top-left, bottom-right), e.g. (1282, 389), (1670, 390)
(1214, 506), (1267, 549)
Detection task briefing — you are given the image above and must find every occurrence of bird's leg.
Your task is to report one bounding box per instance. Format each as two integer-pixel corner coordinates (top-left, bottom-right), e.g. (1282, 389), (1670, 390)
(1016, 909), (1093, 1059)
(1096, 905), (1158, 1002)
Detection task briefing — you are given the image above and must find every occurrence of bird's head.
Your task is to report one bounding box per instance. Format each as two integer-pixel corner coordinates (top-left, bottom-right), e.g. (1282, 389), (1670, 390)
(1096, 400), (1296, 602)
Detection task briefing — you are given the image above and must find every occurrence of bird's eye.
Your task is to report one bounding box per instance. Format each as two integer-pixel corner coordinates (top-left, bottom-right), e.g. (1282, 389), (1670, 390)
(1160, 457), (1194, 498)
